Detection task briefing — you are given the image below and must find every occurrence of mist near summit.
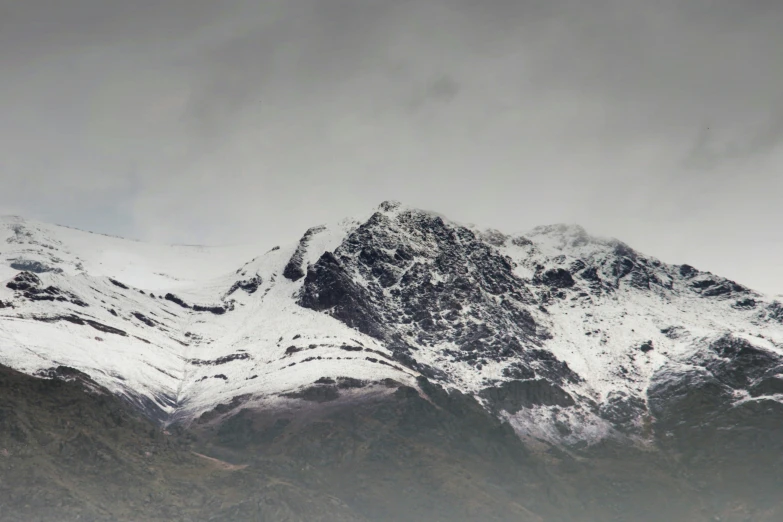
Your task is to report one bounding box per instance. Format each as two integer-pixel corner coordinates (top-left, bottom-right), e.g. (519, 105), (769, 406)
(1, 0), (781, 294)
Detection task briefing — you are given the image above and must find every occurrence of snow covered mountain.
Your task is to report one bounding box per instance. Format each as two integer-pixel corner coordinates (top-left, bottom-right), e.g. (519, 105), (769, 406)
(1, 201), (782, 447)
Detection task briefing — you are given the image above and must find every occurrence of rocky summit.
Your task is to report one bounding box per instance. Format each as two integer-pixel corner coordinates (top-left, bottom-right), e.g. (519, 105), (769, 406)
(1, 202), (782, 521)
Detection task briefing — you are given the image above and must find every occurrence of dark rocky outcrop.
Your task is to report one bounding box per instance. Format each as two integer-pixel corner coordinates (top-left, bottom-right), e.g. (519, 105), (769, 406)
(758, 301), (783, 324)
(691, 278), (749, 297)
(749, 376), (783, 397)
(542, 268), (576, 288)
(9, 259), (62, 274)
(163, 293), (229, 314)
(734, 297), (757, 309)
(501, 362), (536, 379)
(705, 335), (781, 389)
(192, 303), (228, 315)
(197, 394), (252, 424)
(282, 384), (340, 402)
(678, 264), (699, 278)
(163, 292), (190, 308)
(6, 271), (43, 291)
(227, 274), (262, 295)
(31, 314), (128, 336)
(599, 390), (649, 433)
(335, 377), (366, 389)
(6, 272), (88, 306)
(299, 251), (388, 340)
(297, 209), (579, 383)
(84, 319), (128, 336)
(648, 336), (783, 436)
(108, 278), (129, 290)
(132, 311), (156, 327)
(479, 379), (575, 413)
(283, 225), (326, 281)
(189, 353), (251, 366)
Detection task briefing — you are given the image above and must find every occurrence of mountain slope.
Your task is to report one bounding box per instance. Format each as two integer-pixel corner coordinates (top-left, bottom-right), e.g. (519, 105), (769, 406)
(1, 203), (782, 438)
(2, 202), (783, 520)
(0, 362), (375, 522)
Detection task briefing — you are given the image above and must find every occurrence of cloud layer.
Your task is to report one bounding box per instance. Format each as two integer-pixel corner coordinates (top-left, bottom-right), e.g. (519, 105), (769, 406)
(1, 0), (782, 292)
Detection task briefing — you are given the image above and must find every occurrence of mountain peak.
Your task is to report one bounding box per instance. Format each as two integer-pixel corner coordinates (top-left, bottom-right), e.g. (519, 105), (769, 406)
(0, 205), (781, 451)
(377, 200), (402, 212)
(529, 223), (589, 237)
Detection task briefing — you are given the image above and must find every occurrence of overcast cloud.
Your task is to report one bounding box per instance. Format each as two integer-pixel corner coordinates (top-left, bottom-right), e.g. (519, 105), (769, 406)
(0, 0), (782, 293)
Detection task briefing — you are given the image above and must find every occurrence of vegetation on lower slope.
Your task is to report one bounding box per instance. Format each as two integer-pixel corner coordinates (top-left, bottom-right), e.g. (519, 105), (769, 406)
(2, 364), (783, 521)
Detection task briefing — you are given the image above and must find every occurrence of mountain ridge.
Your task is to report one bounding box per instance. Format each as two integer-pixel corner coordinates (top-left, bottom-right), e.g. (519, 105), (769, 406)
(0, 202), (781, 444)
(3, 201), (783, 520)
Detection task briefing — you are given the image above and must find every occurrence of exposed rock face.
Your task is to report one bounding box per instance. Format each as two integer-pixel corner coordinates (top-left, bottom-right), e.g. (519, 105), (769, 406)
(164, 292), (189, 308)
(6, 270), (43, 291)
(189, 353), (251, 366)
(542, 268), (575, 288)
(288, 205), (783, 447)
(479, 379), (576, 413)
(192, 303), (229, 315)
(9, 259), (62, 274)
(163, 293), (230, 314)
(108, 278), (130, 289)
(6, 271), (88, 306)
(298, 209), (586, 384)
(649, 336), (783, 426)
(32, 314), (129, 336)
(283, 225), (327, 281)
(282, 383), (341, 402)
(227, 274), (262, 295)
(299, 250), (388, 340)
(598, 390), (648, 432)
(758, 301), (783, 323)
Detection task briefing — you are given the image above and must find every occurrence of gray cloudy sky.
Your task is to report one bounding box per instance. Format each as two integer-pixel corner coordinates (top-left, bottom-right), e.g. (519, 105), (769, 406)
(1, 0), (782, 293)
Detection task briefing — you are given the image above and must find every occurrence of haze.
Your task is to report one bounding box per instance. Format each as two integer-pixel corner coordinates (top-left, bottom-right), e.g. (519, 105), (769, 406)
(0, 0), (781, 294)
